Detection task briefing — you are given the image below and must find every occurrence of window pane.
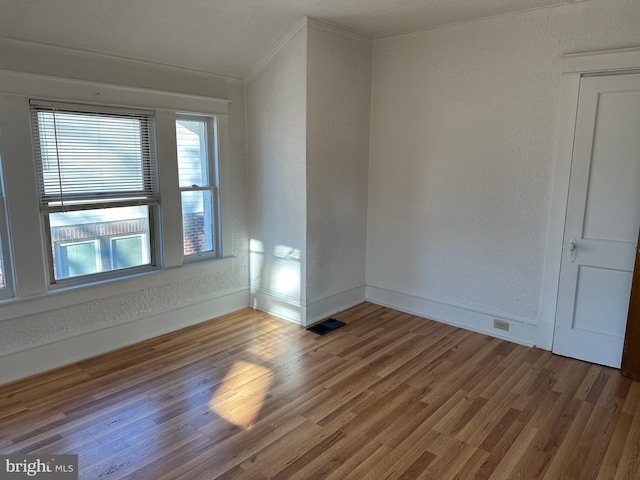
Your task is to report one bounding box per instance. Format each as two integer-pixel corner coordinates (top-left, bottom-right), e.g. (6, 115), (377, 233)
(50, 206), (150, 280)
(0, 152), (9, 294)
(57, 241), (99, 278)
(176, 119), (207, 187)
(0, 256), (5, 290)
(182, 190), (214, 255)
(111, 236), (144, 269)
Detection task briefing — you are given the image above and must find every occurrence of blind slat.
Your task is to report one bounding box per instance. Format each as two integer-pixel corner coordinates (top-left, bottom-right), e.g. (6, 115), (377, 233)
(30, 101), (158, 211)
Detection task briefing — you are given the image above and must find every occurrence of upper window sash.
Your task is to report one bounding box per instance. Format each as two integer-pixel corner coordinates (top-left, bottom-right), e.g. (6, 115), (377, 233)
(30, 100), (159, 213)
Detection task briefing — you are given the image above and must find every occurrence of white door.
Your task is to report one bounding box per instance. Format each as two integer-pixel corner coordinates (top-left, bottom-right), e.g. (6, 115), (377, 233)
(553, 73), (640, 368)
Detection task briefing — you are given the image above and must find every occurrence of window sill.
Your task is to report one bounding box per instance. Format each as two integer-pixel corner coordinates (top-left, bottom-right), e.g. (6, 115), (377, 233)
(0, 256), (235, 321)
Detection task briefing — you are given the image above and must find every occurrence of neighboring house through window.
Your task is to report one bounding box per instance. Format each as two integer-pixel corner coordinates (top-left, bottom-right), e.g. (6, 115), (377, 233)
(30, 101), (158, 283)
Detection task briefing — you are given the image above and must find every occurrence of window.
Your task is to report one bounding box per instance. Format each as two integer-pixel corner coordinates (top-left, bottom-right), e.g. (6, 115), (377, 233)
(30, 101), (159, 283)
(0, 145), (12, 299)
(176, 116), (220, 261)
(56, 240), (100, 278)
(0, 73), (231, 315)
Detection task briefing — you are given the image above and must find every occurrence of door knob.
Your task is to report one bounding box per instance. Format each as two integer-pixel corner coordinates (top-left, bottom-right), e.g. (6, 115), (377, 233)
(567, 238), (578, 263)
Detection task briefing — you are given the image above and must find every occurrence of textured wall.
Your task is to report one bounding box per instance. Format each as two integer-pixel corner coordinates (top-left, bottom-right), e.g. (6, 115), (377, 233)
(306, 22), (371, 304)
(0, 40), (249, 351)
(367, 0), (640, 323)
(247, 26), (308, 313)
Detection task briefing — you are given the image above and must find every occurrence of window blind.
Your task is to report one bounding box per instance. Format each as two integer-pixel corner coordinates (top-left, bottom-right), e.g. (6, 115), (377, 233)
(30, 101), (158, 213)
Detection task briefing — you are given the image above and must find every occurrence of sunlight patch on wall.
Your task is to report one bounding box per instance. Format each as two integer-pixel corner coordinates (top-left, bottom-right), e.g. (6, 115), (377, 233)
(271, 245), (301, 297)
(250, 240), (303, 323)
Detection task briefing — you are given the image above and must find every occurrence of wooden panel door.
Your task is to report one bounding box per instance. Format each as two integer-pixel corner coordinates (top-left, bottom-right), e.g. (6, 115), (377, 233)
(553, 73), (640, 368)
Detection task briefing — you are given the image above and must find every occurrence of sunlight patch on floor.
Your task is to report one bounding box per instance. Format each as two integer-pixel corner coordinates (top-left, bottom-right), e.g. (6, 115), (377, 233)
(208, 361), (272, 429)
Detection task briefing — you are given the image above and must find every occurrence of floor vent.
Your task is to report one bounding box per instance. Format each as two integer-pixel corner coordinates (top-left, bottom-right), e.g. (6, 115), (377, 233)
(306, 318), (345, 335)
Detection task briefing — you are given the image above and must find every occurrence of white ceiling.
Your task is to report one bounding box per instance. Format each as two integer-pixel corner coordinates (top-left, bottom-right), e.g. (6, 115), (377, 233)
(0, 0), (587, 79)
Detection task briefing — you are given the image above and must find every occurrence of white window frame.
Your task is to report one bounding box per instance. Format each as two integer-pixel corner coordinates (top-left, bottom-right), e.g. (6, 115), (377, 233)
(0, 139), (13, 300)
(0, 71), (232, 321)
(176, 114), (221, 263)
(30, 101), (160, 287)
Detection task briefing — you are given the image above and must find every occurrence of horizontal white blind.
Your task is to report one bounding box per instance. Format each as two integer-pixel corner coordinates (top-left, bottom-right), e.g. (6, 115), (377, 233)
(30, 101), (158, 212)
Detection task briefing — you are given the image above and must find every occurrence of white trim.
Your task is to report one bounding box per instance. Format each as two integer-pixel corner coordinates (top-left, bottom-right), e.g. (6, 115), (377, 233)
(541, 47), (640, 353)
(366, 285), (537, 347)
(307, 18), (372, 44)
(563, 47), (640, 75)
(538, 73), (581, 351)
(216, 116), (233, 258)
(246, 17), (373, 84)
(251, 290), (305, 326)
(0, 188), (14, 302)
(305, 285), (366, 326)
(155, 110), (183, 269)
(245, 18), (308, 83)
(367, 282), (537, 325)
(0, 69), (230, 115)
(0, 288), (249, 386)
(0, 35), (245, 84)
(0, 255), (235, 321)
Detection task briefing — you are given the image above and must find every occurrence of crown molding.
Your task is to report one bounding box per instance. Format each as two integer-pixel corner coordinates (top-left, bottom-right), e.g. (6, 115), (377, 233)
(307, 18), (372, 44)
(0, 36), (245, 84)
(245, 17), (309, 84)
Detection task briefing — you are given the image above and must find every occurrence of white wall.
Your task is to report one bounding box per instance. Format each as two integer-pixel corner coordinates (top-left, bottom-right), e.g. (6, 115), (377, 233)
(247, 24), (308, 323)
(0, 39), (250, 383)
(248, 20), (372, 325)
(306, 22), (372, 320)
(367, 0), (640, 345)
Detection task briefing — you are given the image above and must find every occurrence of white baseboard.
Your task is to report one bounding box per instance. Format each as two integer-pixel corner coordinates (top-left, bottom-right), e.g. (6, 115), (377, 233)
(250, 290), (305, 325)
(251, 285), (366, 327)
(305, 285), (366, 326)
(0, 283), (545, 386)
(536, 316), (555, 351)
(0, 289), (249, 386)
(366, 285), (539, 347)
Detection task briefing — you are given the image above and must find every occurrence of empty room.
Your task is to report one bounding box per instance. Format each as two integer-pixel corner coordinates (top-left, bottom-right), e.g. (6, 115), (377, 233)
(1, 0), (640, 478)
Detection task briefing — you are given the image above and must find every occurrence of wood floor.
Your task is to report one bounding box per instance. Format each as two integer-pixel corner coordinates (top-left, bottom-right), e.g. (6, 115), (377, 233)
(1, 303), (639, 479)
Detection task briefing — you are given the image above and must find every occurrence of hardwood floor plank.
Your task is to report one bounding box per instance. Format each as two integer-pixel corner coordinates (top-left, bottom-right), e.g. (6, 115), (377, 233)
(579, 400), (624, 479)
(1, 302), (640, 479)
(450, 448), (489, 480)
(542, 400), (594, 478)
(614, 394), (640, 480)
(424, 438), (477, 480)
(323, 437), (383, 480)
(487, 424), (539, 479)
(370, 430), (442, 480)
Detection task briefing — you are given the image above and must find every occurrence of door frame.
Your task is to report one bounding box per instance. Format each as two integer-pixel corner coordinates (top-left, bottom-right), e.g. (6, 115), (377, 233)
(538, 47), (640, 351)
